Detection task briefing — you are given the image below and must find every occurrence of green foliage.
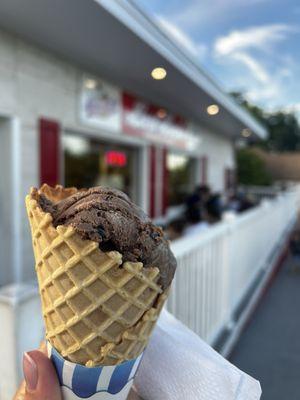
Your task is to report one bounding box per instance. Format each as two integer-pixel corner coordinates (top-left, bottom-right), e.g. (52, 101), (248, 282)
(231, 92), (300, 152)
(231, 91), (266, 123)
(265, 113), (300, 151)
(236, 148), (272, 186)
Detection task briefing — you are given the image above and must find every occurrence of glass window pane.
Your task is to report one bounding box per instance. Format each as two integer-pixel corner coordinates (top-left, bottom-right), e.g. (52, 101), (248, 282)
(167, 153), (195, 206)
(63, 132), (137, 201)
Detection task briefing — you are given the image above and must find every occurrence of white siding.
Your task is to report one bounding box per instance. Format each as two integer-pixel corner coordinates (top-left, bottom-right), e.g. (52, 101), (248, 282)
(0, 118), (14, 285)
(199, 129), (235, 192)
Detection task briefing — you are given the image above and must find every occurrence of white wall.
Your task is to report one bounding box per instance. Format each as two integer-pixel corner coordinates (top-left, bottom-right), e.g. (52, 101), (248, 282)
(0, 118), (14, 285)
(0, 28), (84, 282)
(199, 129), (235, 192)
(0, 28), (235, 283)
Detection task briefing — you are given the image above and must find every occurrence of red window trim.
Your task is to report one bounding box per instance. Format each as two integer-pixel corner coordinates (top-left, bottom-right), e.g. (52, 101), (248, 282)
(149, 146), (156, 218)
(162, 148), (168, 215)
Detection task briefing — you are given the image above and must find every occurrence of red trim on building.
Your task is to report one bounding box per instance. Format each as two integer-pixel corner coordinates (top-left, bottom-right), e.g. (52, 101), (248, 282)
(122, 92), (135, 109)
(200, 156), (208, 184)
(162, 148), (168, 215)
(149, 146), (156, 218)
(39, 118), (60, 186)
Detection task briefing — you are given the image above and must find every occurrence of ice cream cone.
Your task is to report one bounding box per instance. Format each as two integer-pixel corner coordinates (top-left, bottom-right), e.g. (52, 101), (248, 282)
(26, 186), (169, 367)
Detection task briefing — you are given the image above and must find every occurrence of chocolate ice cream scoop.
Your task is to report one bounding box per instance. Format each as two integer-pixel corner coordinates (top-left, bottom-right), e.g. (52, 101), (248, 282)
(37, 186), (176, 289)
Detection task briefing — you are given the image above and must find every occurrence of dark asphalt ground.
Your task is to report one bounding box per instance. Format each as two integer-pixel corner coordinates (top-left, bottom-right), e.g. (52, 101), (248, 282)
(230, 255), (300, 400)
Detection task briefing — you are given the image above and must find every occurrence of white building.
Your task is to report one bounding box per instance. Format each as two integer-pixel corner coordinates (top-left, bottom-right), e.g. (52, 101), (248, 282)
(0, 0), (266, 287)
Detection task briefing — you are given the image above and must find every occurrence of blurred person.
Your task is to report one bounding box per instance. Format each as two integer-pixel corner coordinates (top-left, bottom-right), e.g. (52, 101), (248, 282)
(197, 184), (211, 203)
(238, 192), (256, 213)
(165, 218), (186, 241)
(185, 184), (211, 223)
(226, 192), (241, 213)
(206, 193), (223, 223)
(226, 191), (256, 214)
(185, 186), (201, 222)
(184, 208), (209, 236)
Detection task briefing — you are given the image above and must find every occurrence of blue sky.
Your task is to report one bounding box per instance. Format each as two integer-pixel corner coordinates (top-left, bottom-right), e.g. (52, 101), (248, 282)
(135, 0), (300, 118)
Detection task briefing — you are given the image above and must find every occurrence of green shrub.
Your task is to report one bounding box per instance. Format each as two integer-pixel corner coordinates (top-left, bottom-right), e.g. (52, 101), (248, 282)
(236, 148), (272, 186)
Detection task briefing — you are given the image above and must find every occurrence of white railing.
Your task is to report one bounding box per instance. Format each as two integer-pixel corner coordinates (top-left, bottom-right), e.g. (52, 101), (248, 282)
(0, 283), (44, 400)
(168, 186), (300, 349)
(239, 185), (280, 200)
(238, 183), (299, 201)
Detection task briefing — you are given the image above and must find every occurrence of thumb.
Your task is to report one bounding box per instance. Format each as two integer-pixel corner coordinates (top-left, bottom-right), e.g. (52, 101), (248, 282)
(23, 350), (62, 400)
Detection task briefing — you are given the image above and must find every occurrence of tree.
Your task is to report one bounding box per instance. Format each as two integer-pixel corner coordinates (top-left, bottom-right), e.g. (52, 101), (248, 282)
(231, 92), (300, 152)
(265, 112), (300, 151)
(236, 148), (272, 186)
(231, 91), (265, 123)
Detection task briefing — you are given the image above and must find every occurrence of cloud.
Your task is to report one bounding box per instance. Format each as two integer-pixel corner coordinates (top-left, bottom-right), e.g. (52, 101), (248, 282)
(226, 55), (285, 104)
(245, 82), (281, 103)
(235, 62), (297, 108)
(214, 24), (294, 56)
(282, 103), (300, 114)
(231, 52), (270, 83)
(212, 24), (298, 107)
(171, 0), (271, 30)
(156, 16), (207, 59)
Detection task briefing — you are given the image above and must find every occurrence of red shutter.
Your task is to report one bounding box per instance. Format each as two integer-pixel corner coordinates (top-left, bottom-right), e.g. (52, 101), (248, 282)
(162, 148), (168, 215)
(200, 156), (208, 184)
(39, 118), (60, 186)
(149, 146), (156, 218)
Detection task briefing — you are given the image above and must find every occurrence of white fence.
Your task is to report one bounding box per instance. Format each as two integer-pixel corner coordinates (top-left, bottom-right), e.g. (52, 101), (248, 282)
(168, 187), (300, 352)
(239, 185), (280, 200)
(238, 184), (298, 201)
(0, 283), (43, 400)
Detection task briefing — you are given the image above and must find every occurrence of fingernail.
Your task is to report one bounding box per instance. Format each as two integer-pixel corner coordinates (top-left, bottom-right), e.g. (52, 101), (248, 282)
(23, 352), (38, 392)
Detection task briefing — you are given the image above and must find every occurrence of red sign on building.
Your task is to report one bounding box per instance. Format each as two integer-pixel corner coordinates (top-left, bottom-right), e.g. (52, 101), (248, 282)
(122, 93), (200, 151)
(105, 151), (127, 167)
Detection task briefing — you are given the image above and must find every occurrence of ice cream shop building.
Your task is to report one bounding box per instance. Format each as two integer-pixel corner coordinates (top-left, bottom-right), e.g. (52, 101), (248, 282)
(0, 0), (266, 286)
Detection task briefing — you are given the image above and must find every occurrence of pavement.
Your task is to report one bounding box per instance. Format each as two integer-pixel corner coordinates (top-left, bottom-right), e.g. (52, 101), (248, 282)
(230, 254), (300, 400)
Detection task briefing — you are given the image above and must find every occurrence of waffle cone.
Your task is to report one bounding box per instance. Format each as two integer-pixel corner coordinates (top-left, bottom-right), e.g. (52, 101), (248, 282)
(26, 185), (168, 366)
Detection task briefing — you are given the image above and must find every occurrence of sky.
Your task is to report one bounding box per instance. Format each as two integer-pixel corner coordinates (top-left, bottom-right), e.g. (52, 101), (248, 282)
(135, 0), (300, 118)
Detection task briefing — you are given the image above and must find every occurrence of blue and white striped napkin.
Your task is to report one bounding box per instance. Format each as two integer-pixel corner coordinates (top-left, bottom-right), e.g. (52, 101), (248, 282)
(47, 343), (143, 400)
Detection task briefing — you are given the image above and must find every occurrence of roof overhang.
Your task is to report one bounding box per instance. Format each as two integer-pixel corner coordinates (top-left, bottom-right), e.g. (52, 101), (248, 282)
(0, 0), (267, 140)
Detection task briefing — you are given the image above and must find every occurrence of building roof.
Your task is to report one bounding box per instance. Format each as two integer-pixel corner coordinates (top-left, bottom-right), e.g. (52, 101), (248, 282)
(0, 0), (267, 139)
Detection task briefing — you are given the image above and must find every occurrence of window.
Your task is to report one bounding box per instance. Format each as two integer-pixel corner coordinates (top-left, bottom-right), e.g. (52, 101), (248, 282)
(167, 153), (196, 206)
(63, 132), (137, 201)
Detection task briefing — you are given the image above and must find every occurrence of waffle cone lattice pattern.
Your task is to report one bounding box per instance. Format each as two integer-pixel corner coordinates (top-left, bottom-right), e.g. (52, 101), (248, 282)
(26, 189), (167, 366)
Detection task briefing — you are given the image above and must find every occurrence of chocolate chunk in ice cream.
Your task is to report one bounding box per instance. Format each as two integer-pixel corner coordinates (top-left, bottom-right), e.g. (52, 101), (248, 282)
(37, 186), (176, 289)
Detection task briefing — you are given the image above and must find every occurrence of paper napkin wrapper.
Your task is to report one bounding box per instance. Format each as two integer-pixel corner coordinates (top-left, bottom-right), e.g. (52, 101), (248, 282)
(134, 309), (262, 400)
